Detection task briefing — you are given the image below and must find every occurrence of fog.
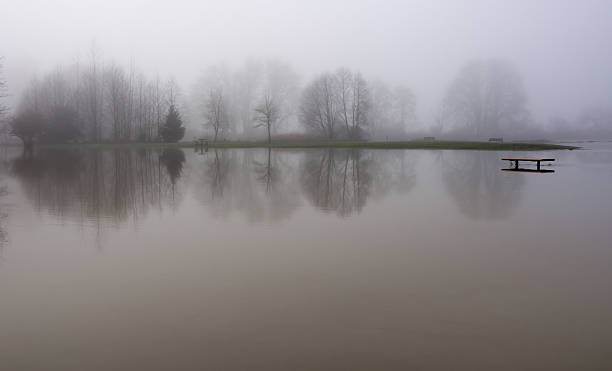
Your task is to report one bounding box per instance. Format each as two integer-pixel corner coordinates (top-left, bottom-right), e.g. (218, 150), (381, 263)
(1, 0), (612, 139)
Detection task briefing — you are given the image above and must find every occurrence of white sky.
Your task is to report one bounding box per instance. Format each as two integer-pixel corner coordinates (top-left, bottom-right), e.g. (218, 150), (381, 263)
(2, 0), (612, 123)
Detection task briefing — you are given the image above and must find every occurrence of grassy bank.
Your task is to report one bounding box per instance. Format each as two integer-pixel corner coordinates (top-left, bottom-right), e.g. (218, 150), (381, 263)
(10, 140), (578, 151)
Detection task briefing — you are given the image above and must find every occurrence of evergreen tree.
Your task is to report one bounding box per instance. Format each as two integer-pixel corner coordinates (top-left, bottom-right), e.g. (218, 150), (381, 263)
(159, 104), (185, 142)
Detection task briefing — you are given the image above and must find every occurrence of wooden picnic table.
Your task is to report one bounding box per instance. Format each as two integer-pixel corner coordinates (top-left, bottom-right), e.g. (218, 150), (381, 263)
(502, 157), (555, 171)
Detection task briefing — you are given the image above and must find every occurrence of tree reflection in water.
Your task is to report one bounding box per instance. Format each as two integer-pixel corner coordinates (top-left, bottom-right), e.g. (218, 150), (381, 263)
(8, 148), (421, 237)
(11, 148), (185, 229)
(0, 148), (12, 250)
(441, 151), (524, 220)
(300, 149), (372, 216)
(195, 148), (301, 222)
(160, 148), (186, 205)
(0, 185), (7, 251)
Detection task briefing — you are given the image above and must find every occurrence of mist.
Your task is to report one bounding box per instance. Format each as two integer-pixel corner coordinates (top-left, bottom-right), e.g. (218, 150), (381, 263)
(1, 0), (612, 140)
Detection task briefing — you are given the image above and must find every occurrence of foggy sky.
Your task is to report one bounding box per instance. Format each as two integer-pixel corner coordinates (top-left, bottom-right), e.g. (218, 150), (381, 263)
(2, 0), (612, 125)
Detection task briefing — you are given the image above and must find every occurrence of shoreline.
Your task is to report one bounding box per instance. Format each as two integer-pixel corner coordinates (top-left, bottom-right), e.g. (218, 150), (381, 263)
(2, 140), (579, 151)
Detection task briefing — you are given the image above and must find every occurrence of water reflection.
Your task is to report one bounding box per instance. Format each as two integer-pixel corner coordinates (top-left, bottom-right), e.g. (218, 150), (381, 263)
(2, 147), (526, 235)
(441, 151), (524, 220)
(11, 149), (183, 225)
(300, 149), (371, 216)
(0, 185), (7, 250)
(0, 149), (12, 250)
(195, 148), (301, 222)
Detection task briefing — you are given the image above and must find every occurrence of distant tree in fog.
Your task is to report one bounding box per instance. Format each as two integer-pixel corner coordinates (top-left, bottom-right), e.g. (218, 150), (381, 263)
(336, 68), (370, 139)
(253, 60), (299, 143)
(192, 60), (298, 141)
(194, 65), (233, 142)
(84, 46), (104, 143)
(391, 86), (417, 134)
(204, 87), (229, 142)
(254, 93), (279, 144)
(104, 63), (131, 141)
(577, 106), (612, 134)
(300, 69), (416, 141)
(160, 104), (185, 142)
(299, 73), (339, 140)
(16, 53), (175, 143)
(234, 61), (263, 137)
(440, 59), (528, 138)
(0, 58), (7, 119)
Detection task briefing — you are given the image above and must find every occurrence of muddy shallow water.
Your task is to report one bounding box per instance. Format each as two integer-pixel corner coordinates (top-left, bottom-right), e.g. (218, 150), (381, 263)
(0, 144), (611, 370)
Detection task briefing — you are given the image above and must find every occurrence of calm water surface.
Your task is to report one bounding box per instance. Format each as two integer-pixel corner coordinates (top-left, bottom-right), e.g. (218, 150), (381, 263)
(0, 144), (611, 370)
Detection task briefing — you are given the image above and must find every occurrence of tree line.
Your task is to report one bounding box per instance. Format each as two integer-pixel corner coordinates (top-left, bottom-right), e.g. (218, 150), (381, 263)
(193, 61), (417, 143)
(6, 50), (186, 151)
(7, 55), (420, 148)
(6, 52), (608, 145)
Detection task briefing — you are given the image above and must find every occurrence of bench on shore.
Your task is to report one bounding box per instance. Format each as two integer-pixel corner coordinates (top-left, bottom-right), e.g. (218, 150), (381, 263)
(502, 157), (555, 171)
(194, 138), (209, 153)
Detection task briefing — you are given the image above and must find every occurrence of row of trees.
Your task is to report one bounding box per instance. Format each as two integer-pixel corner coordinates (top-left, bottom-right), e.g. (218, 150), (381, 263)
(193, 62), (417, 142)
(8, 50), (185, 148)
(7, 53), (185, 150)
(299, 69), (417, 140)
(0, 58), (7, 119)
(437, 59), (529, 138)
(8, 54), (577, 144)
(194, 60), (299, 143)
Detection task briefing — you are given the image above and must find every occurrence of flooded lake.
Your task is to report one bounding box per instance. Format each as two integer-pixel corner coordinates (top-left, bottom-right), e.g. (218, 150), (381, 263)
(0, 144), (611, 370)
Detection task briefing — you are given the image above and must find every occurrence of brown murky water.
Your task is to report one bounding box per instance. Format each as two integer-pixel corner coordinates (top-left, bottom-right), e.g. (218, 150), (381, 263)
(0, 144), (611, 370)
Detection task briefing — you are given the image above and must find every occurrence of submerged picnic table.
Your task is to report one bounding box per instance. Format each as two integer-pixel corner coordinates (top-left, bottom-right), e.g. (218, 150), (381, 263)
(502, 157), (555, 171)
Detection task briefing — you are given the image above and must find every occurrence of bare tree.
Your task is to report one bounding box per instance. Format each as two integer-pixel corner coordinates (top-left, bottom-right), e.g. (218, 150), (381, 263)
(577, 106), (612, 135)
(0, 57), (16, 144)
(300, 69), (370, 140)
(254, 93), (279, 144)
(14, 49), (175, 144)
(440, 59), (528, 138)
(335, 69), (370, 139)
(0, 57), (7, 119)
(233, 60), (263, 138)
(368, 82), (416, 139)
(105, 64), (129, 141)
(84, 45), (104, 142)
(204, 87), (229, 142)
(299, 73), (338, 139)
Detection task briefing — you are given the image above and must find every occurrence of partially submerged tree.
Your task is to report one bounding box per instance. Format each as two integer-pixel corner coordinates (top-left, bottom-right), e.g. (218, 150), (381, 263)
(10, 110), (45, 152)
(159, 104), (185, 142)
